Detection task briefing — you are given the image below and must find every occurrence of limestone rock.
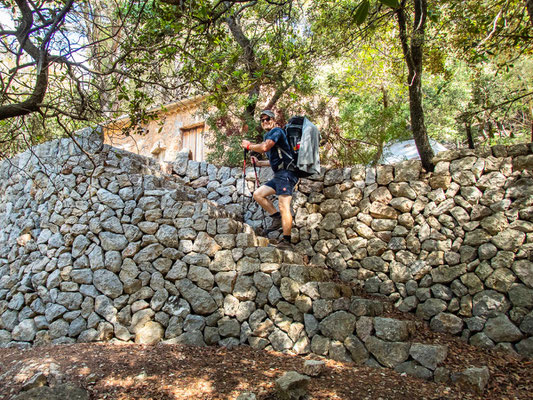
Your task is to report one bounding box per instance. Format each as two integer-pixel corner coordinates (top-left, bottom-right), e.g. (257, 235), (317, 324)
(416, 299), (447, 320)
(275, 371), (310, 400)
(97, 189), (124, 209)
(302, 360), (326, 377)
(135, 321), (164, 344)
(12, 384), (89, 400)
(374, 317), (411, 342)
(176, 279), (217, 315)
(155, 225), (180, 248)
(12, 319), (37, 342)
(483, 314), (523, 343)
(193, 232), (221, 256)
(20, 372), (47, 392)
(454, 366), (490, 394)
(319, 311), (356, 341)
(395, 361), (433, 380)
(512, 260), (533, 288)
(133, 244), (164, 263)
(409, 343), (448, 370)
(344, 334), (369, 364)
(365, 336), (410, 368)
(93, 270), (123, 299)
(269, 328), (293, 352)
(515, 337), (533, 357)
(236, 393), (256, 400)
(472, 290), (510, 318)
(430, 313), (464, 335)
(98, 232), (128, 251)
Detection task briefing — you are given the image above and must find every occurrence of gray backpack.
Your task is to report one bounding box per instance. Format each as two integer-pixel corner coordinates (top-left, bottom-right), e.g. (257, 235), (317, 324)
(281, 116), (321, 178)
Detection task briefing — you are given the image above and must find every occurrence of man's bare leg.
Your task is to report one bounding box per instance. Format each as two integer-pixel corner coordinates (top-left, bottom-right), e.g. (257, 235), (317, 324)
(253, 185), (277, 215)
(278, 194), (293, 237)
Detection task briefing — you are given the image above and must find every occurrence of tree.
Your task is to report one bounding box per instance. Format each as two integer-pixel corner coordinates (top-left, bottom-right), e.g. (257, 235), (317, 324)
(127, 0), (323, 164)
(0, 0), (189, 157)
(394, 0), (435, 170)
(310, 0), (436, 169)
(0, 0), (75, 120)
(435, 0), (533, 145)
(322, 32), (411, 166)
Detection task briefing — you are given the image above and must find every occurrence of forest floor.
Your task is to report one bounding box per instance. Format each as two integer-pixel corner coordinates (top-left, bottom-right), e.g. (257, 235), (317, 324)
(0, 324), (532, 400)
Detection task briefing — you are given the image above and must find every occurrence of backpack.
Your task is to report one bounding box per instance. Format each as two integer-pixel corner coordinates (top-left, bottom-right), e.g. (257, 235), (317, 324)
(280, 116), (321, 178)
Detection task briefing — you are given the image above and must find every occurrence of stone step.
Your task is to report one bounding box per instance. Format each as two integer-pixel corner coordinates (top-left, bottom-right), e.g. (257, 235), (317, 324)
(280, 264), (334, 284)
(254, 245), (306, 265)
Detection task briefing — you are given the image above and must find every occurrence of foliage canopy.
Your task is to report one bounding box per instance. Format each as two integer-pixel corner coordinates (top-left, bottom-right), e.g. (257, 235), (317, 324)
(0, 0), (531, 166)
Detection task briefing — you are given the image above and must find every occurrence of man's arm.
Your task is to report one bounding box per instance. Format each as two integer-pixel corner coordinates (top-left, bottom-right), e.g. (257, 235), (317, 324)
(241, 139), (275, 153)
(251, 157), (270, 167)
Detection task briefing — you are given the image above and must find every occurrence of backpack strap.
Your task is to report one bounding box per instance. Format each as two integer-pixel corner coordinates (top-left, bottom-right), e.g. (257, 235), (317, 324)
(278, 146), (297, 171)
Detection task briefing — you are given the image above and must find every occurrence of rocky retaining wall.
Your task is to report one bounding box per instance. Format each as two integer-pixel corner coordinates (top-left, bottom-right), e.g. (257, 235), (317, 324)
(0, 129), (532, 376)
(171, 143), (533, 357)
(0, 130), (461, 382)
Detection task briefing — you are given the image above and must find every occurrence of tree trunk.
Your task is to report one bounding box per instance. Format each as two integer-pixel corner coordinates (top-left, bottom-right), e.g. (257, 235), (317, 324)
(529, 102), (533, 142)
(381, 84), (390, 109)
(396, 0), (434, 171)
(527, 0), (533, 26)
(226, 12), (259, 124)
(464, 119), (475, 149)
(487, 120), (494, 138)
(0, 0), (73, 121)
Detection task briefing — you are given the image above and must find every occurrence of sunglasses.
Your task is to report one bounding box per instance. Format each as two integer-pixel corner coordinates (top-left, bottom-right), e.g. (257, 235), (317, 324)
(260, 117), (271, 123)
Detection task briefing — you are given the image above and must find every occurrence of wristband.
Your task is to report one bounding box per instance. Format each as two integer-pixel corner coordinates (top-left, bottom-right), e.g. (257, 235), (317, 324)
(247, 144), (251, 151)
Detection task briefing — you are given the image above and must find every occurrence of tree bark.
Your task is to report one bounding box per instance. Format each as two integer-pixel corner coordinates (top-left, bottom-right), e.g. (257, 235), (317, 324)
(0, 0), (73, 121)
(381, 84), (390, 109)
(226, 11), (260, 124)
(530, 102), (533, 142)
(464, 120), (475, 149)
(396, 0), (434, 171)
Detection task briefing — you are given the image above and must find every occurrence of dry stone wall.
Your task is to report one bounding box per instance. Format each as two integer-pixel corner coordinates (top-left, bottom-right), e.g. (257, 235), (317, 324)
(171, 144), (533, 357)
(0, 129), (532, 382)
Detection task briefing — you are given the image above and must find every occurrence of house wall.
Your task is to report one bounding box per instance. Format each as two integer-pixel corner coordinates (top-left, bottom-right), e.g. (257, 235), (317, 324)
(104, 97), (209, 162)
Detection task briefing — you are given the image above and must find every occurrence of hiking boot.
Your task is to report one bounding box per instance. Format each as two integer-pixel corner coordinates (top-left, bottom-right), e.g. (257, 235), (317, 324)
(265, 215), (282, 235)
(276, 237), (293, 251)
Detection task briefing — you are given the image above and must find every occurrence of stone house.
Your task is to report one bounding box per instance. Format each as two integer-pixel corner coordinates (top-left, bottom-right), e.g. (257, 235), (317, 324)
(104, 95), (209, 162)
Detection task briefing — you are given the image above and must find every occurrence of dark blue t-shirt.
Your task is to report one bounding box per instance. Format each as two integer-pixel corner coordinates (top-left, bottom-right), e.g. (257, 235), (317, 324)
(264, 127), (293, 172)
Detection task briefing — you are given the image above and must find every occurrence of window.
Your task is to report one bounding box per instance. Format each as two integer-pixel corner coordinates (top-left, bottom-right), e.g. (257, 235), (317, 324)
(181, 124), (205, 161)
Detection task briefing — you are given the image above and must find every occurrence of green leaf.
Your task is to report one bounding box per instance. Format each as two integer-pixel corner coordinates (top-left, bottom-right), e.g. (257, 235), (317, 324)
(355, 1), (370, 25)
(378, 0), (400, 9)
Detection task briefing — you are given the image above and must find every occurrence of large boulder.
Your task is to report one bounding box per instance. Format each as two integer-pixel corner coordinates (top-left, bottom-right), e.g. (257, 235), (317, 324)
(93, 270), (123, 299)
(409, 343), (448, 370)
(365, 336), (410, 368)
(483, 315), (523, 343)
(319, 311), (357, 341)
(275, 371), (310, 400)
(176, 279), (217, 315)
(12, 384), (89, 400)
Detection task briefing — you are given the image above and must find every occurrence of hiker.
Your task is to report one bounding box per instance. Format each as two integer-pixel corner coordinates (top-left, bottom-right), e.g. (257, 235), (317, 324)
(241, 110), (298, 250)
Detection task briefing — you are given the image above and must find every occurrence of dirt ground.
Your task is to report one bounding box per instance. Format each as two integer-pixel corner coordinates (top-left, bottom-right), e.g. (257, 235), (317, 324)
(0, 331), (532, 400)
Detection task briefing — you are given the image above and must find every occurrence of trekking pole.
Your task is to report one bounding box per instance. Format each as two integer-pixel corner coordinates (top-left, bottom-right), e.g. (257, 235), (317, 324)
(251, 156), (267, 232)
(251, 156), (260, 189)
(242, 148), (248, 220)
